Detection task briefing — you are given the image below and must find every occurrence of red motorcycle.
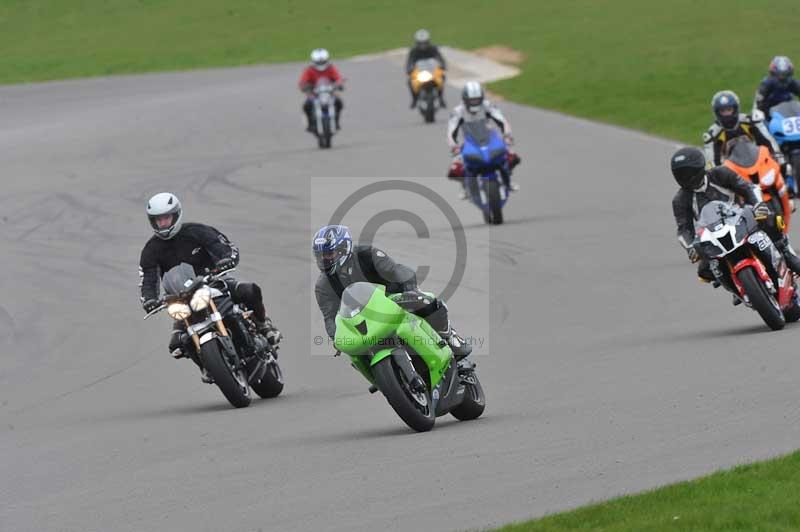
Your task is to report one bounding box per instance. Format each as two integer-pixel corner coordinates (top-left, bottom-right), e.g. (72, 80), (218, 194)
(693, 200), (800, 330)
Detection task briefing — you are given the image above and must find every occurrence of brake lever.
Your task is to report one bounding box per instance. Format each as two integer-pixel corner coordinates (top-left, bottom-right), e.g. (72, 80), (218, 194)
(143, 303), (166, 320)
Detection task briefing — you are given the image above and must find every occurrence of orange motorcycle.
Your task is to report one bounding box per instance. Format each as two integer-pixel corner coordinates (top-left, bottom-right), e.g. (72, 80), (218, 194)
(409, 58), (445, 123)
(723, 136), (792, 233)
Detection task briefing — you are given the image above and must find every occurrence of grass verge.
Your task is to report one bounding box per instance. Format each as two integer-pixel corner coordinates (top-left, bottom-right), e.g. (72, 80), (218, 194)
(1, 1), (799, 143)
(494, 450), (800, 531)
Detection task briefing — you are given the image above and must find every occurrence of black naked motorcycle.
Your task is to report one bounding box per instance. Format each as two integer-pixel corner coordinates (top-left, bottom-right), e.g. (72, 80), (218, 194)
(145, 263), (284, 408)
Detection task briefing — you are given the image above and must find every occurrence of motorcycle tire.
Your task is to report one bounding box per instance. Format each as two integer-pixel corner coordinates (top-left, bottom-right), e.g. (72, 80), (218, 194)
(321, 116), (332, 149)
(200, 340), (252, 408)
(423, 94), (436, 123)
(450, 373), (486, 421)
(373, 355), (435, 432)
(251, 360), (284, 398)
(738, 266), (785, 330)
(790, 152), (800, 198)
(484, 179), (504, 225)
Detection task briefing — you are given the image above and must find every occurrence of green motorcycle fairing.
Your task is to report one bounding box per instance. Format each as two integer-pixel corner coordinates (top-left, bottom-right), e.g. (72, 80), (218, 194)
(333, 282), (452, 389)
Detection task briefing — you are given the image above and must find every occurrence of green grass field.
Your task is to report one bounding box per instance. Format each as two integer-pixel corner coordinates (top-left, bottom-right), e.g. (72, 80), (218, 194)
(1, 1), (798, 143)
(495, 450), (800, 531)
(3, 1), (800, 529)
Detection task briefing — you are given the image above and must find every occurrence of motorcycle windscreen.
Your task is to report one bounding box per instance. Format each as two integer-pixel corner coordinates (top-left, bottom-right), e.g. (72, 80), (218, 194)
(462, 121), (492, 147)
(725, 137), (760, 168)
(161, 263), (198, 296)
(415, 58), (440, 71)
(771, 100), (800, 120)
(338, 282), (379, 319)
(697, 201), (739, 230)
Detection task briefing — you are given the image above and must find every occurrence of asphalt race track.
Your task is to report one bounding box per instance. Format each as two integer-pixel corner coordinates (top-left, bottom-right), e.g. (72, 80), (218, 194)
(2, 55), (800, 532)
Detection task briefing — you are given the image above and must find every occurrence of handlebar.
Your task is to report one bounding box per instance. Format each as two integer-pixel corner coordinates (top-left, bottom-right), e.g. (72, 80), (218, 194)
(142, 268), (236, 320)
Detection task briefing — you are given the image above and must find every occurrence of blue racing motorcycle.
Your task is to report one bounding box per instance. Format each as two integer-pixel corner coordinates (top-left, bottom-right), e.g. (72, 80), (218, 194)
(768, 100), (800, 197)
(460, 121), (510, 225)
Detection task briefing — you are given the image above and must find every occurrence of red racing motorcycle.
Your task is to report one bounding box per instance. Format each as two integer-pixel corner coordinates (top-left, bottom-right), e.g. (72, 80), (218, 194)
(693, 200), (800, 330)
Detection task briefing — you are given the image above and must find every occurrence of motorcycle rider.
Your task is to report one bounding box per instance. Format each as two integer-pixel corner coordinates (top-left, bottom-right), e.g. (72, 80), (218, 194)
(703, 90), (786, 174)
(312, 224), (472, 360)
(753, 56), (800, 116)
(670, 147), (800, 296)
(299, 48), (344, 131)
(405, 29), (447, 109)
(447, 81), (520, 199)
(139, 193), (281, 381)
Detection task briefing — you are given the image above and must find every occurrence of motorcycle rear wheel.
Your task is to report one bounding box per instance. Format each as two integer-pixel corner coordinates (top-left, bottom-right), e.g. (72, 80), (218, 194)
(251, 359), (284, 398)
(738, 266), (785, 330)
(450, 373), (486, 421)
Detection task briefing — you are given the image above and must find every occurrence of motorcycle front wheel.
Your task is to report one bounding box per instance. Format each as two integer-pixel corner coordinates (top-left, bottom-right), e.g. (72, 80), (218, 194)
(738, 266), (785, 330)
(373, 355), (435, 432)
(200, 340), (252, 408)
(484, 179), (504, 225)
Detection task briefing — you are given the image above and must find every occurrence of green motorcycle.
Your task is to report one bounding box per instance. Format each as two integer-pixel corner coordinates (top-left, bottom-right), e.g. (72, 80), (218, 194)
(334, 282), (485, 432)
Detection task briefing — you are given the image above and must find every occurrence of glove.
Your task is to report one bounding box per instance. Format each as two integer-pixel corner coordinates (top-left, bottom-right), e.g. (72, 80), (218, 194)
(754, 202), (772, 221)
(265, 328), (282, 346)
(213, 257), (235, 273)
(450, 144), (461, 156)
(503, 134), (515, 146)
(168, 330), (190, 358)
(687, 247), (699, 263)
(143, 299), (160, 313)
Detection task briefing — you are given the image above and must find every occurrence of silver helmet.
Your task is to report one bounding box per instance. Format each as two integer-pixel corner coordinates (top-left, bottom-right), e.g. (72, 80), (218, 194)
(310, 48), (330, 71)
(146, 192), (183, 240)
(462, 81), (484, 113)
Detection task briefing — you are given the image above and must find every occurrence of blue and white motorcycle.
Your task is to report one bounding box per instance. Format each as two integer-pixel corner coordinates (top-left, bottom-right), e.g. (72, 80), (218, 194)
(767, 100), (800, 197)
(460, 121), (510, 225)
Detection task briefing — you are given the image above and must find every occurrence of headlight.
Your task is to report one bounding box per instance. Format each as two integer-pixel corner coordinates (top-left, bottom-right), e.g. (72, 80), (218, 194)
(167, 302), (192, 320)
(698, 241), (723, 258)
(416, 70), (433, 83)
(190, 286), (212, 311)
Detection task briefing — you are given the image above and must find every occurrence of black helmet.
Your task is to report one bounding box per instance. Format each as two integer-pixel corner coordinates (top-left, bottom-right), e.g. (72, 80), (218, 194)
(671, 147), (707, 190)
(711, 90), (740, 130)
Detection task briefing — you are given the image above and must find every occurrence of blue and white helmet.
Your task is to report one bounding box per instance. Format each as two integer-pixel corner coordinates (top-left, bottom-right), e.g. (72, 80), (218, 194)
(313, 224), (353, 274)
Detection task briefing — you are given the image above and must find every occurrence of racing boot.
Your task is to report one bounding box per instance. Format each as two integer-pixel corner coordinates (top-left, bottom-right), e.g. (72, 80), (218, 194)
(438, 91), (447, 108)
(255, 317), (282, 346)
(500, 171), (520, 192)
(438, 323), (472, 360)
(775, 235), (800, 274)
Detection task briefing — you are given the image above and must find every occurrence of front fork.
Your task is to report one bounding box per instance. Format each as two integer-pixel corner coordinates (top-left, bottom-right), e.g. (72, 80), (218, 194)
(184, 298), (229, 352)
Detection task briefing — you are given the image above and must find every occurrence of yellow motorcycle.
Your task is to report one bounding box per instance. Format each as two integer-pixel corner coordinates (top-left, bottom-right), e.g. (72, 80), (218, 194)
(410, 59), (445, 123)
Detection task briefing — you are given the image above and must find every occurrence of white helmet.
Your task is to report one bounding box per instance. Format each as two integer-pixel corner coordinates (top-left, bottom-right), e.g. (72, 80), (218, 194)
(310, 48), (330, 71)
(462, 81), (484, 113)
(146, 192), (183, 240)
(414, 29), (431, 45)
